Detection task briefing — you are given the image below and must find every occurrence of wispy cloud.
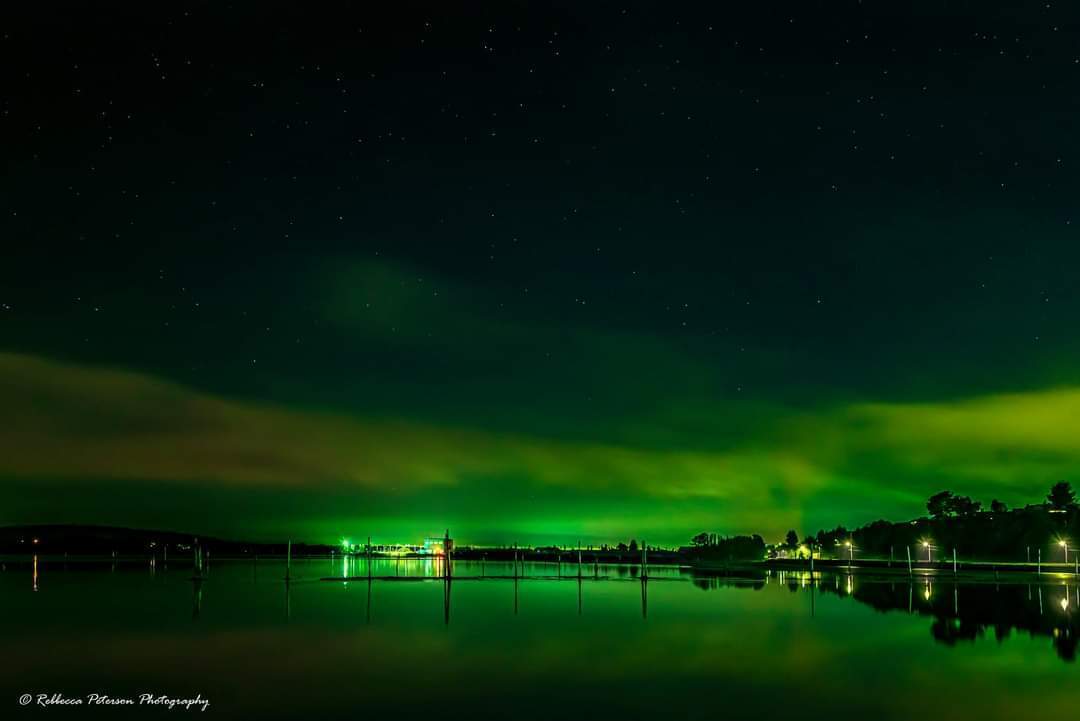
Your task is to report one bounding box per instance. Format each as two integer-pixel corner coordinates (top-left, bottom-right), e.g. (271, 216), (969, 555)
(3, 351), (1079, 540)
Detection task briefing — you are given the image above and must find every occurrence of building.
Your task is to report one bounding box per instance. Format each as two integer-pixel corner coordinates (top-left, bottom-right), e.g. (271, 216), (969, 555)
(422, 534), (453, 556)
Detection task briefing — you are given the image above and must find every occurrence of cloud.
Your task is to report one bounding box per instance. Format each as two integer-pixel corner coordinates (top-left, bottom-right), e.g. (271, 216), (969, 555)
(840, 389), (1080, 489)
(3, 351), (1080, 540)
(0, 353), (818, 506)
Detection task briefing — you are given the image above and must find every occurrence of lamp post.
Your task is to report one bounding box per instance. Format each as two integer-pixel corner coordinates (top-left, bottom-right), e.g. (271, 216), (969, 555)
(1060, 539), (1070, 564)
(923, 540), (932, 564)
(844, 540), (853, 569)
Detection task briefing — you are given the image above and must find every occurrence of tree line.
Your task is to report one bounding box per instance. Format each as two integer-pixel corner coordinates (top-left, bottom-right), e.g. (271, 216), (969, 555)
(687, 481), (1079, 562)
(802, 482), (1078, 560)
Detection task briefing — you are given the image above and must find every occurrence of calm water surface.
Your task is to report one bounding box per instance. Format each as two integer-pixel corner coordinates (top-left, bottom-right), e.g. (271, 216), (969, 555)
(2, 557), (1077, 719)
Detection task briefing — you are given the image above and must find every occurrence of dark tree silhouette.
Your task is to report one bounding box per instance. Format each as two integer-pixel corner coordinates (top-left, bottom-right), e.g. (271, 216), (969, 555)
(990, 499), (1007, 514)
(690, 532), (710, 546)
(927, 491), (953, 519)
(784, 529), (799, 548)
(947, 495), (982, 517)
(1048, 481), (1077, 510)
(628, 539), (638, 553)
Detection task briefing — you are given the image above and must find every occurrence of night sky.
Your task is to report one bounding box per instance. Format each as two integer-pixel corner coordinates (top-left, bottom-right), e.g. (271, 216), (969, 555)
(4, 2), (1080, 546)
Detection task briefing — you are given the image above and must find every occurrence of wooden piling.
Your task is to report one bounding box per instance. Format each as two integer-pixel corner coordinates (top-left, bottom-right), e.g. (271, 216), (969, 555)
(443, 529), (451, 580)
(906, 546), (912, 576)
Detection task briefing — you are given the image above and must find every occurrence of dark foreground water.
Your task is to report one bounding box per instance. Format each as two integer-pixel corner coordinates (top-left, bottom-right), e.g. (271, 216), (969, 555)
(2, 557), (1078, 719)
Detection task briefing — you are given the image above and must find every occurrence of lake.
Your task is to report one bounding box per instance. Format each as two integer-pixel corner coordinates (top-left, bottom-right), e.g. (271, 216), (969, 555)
(2, 557), (1077, 719)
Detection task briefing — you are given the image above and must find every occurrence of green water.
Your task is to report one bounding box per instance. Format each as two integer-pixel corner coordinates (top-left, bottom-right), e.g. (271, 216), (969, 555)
(2, 558), (1077, 719)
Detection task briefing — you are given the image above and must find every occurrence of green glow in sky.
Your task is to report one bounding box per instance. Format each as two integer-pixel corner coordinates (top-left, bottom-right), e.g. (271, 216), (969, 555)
(6, 3), (1080, 546)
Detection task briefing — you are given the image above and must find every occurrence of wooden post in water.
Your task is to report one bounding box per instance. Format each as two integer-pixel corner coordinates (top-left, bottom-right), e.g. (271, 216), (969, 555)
(953, 548), (957, 575)
(444, 529), (451, 580)
(285, 539), (291, 583)
(906, 546), (912, 576)
(642, 542), (648, 580)
(640, 574), (648, 619)
(577, 541), (582, 580)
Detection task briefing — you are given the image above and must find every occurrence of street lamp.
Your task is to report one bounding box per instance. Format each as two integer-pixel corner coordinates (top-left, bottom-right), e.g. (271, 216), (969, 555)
(922, 539), (932, 564)
(1059, 539), (1069, 564)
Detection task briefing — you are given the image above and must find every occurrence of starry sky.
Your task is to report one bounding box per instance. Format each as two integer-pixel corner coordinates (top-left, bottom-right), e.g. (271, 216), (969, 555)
(4, 1), (1080, 546)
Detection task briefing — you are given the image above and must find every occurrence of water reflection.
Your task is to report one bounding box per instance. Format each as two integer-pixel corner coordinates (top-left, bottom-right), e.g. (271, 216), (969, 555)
(691, 569), (1079, 663)
(5, 559), (1080, 720)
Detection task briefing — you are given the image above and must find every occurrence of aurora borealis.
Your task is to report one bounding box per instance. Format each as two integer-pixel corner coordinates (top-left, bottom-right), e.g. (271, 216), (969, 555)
(4, 2), (1080, 546)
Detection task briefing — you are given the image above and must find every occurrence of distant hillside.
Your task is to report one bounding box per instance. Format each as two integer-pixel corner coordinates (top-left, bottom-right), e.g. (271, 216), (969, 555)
(0, 524), (333, 555)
